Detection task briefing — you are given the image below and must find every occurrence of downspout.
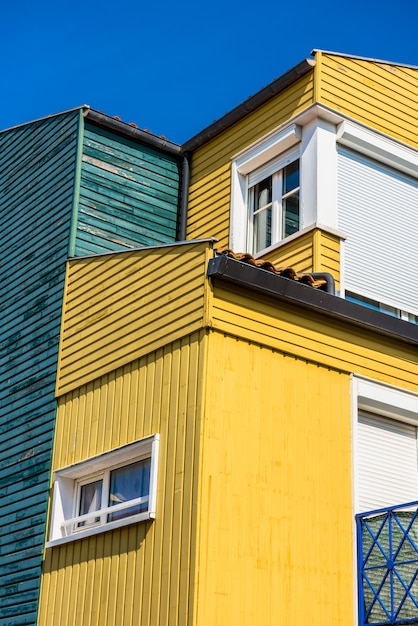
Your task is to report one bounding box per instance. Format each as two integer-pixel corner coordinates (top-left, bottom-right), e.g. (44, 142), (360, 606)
(178, 151), (191, 241)
(310, 272), (335, 295)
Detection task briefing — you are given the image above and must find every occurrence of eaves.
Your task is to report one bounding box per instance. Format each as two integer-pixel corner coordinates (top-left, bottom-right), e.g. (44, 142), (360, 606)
(207, 255), (418, 347)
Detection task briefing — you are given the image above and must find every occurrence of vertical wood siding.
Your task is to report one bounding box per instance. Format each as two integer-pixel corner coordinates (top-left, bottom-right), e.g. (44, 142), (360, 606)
(75, 123), (181, 256)
(210, 284), (418, 390)
(317, 53), (418, 147)
(56, 241), (213, 396)
(197, 332), (354, 626)
(186, 73), (315, 248)
(316, 230), (341, 285)
(0, 111), (80, 625)
(38, 331), (207, 626)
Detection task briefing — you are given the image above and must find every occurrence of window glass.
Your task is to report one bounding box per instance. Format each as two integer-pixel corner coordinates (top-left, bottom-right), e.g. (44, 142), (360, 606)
(78, 480), (102, 528)
(283, 191), (299, 238)
(249, 159), (300, 253)
(108, 458), (151, 521)
(283, 160), (299, 194)
(252, 177), (272, 253)
(282, 160), (300, 238)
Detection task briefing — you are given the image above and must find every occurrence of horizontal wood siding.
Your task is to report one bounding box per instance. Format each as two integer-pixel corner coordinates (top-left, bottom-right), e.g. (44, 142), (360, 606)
(261, 230), (315, 273)
(258, 228), (341, 288)
(317, 230), (341, 285)
(318, 53), (418, 147)
(197, 331), (354, 625)
(38, 331), (207, 626)
(187, 73), (315, 248)
(75, 123), (181, 256)
(56, 241), (213, 396)
(0, 111), (79, 625)
(210, 284), (418, 391)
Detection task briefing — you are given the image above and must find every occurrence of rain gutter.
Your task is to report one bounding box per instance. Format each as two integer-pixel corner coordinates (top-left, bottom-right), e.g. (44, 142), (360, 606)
(182, 58), (315, 152)
(207, 255), (418, 347)
(84, 108), (182, 157)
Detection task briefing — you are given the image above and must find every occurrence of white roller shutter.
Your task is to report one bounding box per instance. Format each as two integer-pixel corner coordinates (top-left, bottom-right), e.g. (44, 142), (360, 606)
(357, 412), (418, 513)
(338, 147), (418, 315)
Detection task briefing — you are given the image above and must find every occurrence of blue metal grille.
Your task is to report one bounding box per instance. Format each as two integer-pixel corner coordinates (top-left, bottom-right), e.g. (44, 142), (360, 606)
(356, 502), (418, 625)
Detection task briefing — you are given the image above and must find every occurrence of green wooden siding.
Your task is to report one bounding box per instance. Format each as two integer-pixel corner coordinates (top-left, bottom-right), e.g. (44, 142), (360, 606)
(0, 111), (80, 626)
(74, 122), (181, 256)
(0, 107), (182, 626)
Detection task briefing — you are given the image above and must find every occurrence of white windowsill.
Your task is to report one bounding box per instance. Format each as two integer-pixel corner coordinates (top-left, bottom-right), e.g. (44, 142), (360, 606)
(46, 510), (155, 548)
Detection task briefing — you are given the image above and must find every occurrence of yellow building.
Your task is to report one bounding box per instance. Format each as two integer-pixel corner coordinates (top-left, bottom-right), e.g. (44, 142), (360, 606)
(38, 51), (418, 626)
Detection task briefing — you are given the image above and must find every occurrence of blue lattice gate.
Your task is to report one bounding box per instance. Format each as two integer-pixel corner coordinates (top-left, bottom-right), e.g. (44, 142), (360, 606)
(357, 503), (418, 625)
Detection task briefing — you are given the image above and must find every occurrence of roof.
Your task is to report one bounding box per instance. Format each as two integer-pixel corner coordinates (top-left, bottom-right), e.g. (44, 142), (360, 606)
(311, 49), (418, 70)
(182, 58), (315, 152)
(182, 49), (418, 152)
(0, 105), (182, 156)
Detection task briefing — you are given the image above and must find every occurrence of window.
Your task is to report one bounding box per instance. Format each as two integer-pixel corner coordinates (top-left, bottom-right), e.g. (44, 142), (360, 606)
(353, 378), (418, 626)
(230, 124), (302, 255)
(345, 292), (418, 325)
(249, 159), (300, 253)
(353, 377), (418, 513)
(47, 434), (159, 546)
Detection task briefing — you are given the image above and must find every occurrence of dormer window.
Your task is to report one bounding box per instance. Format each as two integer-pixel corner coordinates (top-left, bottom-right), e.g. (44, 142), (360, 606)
(249, 159), (300, 253)
(230, 124), (303, 256)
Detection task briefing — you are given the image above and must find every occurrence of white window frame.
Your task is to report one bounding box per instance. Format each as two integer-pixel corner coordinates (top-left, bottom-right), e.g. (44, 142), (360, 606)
(230, 114), (341, 255)
(351, 376), (418, 625)
(247, 150), (300, 253)
(351, 377), (418, 512)
(47, 434), (159, 547)
(230, 124), (302, 255)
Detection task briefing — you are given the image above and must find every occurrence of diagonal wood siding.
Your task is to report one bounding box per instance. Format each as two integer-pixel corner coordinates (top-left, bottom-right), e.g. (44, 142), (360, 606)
(317, 53), (418, 147)
(74, 122), (181, 256)
(186, 73), (315, 248)
(56, 241), (214, 396)
(0, 111), (80, 625)
(38, 331), (207, 626)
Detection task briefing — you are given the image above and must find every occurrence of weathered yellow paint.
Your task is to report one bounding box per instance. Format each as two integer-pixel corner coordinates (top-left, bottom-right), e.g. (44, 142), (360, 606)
(186, 72), (315, 248)
(39, 330), (208, 626)
(56, 240), (214, 396)
(317, 52), (418, 147)
(195, 332), (354, 626)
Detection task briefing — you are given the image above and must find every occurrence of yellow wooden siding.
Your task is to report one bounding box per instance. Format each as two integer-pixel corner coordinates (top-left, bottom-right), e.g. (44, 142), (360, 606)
(317, 230), (341, 284)
(317, 53), (418, 147)
(56, 241), (214, 396)
(38, 331), (207, 626)
(186, 73), (315, 248)
(259, 228), (341, 287)
(210, 284), (418, 391)
(195, 331), (354, 626)
(259, 231), (314, 273)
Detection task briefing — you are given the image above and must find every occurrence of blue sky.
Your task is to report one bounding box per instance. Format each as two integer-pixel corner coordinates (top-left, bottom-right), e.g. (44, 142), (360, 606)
(1, 0), (417, 144)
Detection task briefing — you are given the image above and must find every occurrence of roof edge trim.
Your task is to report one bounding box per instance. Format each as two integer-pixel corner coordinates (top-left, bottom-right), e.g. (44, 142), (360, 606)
(69, 237), (219, 261)
(182, 58), (315, 151)
(207, 255), (418, 346)
(85, 109), (182, 156)
(0, 105), (90, 135)
(311, 49), (418, 70)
